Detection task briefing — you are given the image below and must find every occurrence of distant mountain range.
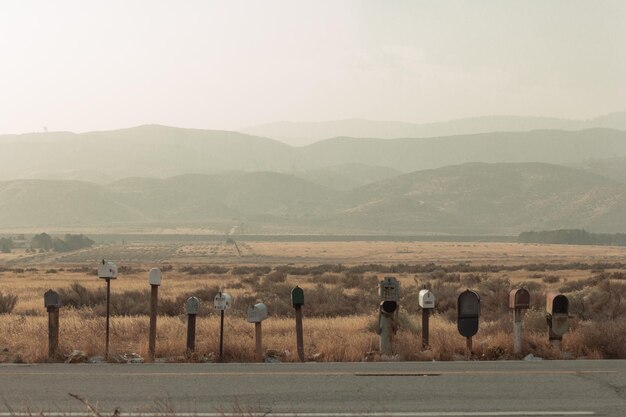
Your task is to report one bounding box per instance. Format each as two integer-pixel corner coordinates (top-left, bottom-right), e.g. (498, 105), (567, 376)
(2, 125), (626, 183)
(241, 112), (626, 146)
(2, 163), (625, 234)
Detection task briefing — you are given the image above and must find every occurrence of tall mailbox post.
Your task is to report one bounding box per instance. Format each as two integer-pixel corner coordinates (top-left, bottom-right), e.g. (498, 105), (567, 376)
(546, 292), (569, 348)
(418, 289), (436, 349)
(291, 286), (305, 362)
(214, 291), (232, 362)
(378, 277), (400, 356)
(44, 290), (62, 360)
(97, 259), (118, 359)
(509, 288), (530, 355)
(185, 296), (200, 354)
(457, 290), (480, 359)
(247, 303), (268, 362)
(148, 268), (162, 361)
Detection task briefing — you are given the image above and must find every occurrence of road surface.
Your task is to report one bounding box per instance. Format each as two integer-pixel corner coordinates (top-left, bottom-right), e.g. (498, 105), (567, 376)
(0, 360), (624, 416)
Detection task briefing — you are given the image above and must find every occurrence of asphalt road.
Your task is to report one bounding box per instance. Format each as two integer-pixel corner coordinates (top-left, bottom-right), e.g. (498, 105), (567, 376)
(0, 360), (624, 416)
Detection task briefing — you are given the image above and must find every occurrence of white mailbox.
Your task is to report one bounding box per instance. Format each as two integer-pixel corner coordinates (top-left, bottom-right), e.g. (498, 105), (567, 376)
(419, 289), (436, 309)
(247, 303), (268, 323)
(214, 292), (232, 311)
(148, 268), (162, 286)
(98, 260), (118, 279)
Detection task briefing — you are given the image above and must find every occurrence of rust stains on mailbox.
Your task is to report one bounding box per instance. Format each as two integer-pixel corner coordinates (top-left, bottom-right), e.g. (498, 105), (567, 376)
(546, 292), (569, 315)
(509, 288), (530, 310)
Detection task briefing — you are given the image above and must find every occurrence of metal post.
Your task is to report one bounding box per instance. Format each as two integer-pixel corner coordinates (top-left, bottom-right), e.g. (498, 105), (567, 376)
(148, 284), (159, 361)
(513, 308), (522, 354)
(255, 321), (263, 362)
(186, 313), (196, 354)
(47, 306), (60, 360)
(219, 309), (225, 362)
(466, 336), (472, 360)
(421, 308), (429, 349)
(295, 305), (304, 362)
(105, 278), (111, 360)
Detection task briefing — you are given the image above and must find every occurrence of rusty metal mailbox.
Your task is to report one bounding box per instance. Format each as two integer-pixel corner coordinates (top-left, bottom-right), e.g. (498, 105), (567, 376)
(291, 286), (304, 308)
(509, 288), (530, 310)
(546, 292), (569, 337)
(44, 289), (61, 309)
(379, 276), (399, 315)
(457, 290), (480, 338)
(247, 303), (268, 323)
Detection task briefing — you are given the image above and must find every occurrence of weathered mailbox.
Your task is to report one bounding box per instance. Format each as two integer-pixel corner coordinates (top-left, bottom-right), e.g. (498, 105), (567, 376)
(148, 268), (162, 286)
(186, 296), (200, 315)
(98, 260), (118, 279)
(247, 303), (269, 323)
(379, 276), (399, 315)
(457, 290), (480, 338)
(44, 289), (62, 309)
(546, 292), (569, 343)
(214, 292), (232, 311)
(509, 288), (530, 310)
(419, 289), (436, 309)
(291, 286), (304, 308)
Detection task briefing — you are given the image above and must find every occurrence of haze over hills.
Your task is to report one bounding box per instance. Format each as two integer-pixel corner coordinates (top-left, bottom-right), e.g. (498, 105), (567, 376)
(2, 125), (626, 184)
(1, 163), (626, 235)
(241, 112), (626, 146)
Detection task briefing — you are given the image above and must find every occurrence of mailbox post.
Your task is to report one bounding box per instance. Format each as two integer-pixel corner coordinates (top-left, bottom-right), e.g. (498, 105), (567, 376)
(457, 290), (480, 360)
(509, 288), (530, 355)
(97, 259), (118, 359)
(214, 291), (232, 362)
(378, 277), (399, 356)
(546, 292), (569, 348)
(148, 268), (162, 361)
(418, 289), (436, 349)
(291, 286), (305, 362)
(44, 290), (61, 360)
(247, 303), (268, 362)
(186, 297), (200, 354)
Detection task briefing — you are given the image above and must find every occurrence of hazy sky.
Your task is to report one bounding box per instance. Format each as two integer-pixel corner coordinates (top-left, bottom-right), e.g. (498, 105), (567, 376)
(1, 0), (624, 134)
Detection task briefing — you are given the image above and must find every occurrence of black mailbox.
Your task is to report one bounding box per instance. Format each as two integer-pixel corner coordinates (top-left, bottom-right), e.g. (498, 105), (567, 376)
(44, 289), (61, 309)
(457, 290), (480, 337)
(380, 300), (398, 315)
(291, 286), (304, 308)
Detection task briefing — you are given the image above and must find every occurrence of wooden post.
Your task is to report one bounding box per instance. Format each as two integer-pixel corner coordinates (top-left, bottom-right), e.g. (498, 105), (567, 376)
(255, 322), (263, 362)
(148, 284), (159, 361)
(105, 278), (111, 360)
(47, 306), (60, 360)
(186, 313), (197, 354)
(422, 308), (430, 349)
(466, 336), (472, 360)
(295, 305), (304, 362)
(513, 309), (522, 354)
(219, 309), (225, 362)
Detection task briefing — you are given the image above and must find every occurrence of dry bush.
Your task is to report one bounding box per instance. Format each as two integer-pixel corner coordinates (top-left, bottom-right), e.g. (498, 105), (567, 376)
(0, 291), (18, 314)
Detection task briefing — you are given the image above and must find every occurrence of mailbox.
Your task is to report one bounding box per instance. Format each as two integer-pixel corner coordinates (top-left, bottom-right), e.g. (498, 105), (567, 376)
(247, 303), (268, 323)
(97, 260), (118, 279)
(44, 289), (61, 309)
(419, 289), (436, 309)
(457, 290), (480, 338)
(509, 288), (530, 310)
(546, 292), (569, 337)
(186, 296), (200, 315)
(148, 268), (162, 286)
(291, 286), (304, 308)
(379, 276), (399, 302)
(214, 292), (232, 311)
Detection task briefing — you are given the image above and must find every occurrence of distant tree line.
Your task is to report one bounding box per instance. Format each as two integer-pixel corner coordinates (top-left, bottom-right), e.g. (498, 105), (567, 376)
(30, 233), (95, 252)
(518, 229), (626, 246)
(0, 237), (13, 253)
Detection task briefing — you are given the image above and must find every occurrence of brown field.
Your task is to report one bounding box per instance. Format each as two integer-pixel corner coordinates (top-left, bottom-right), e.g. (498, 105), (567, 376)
(1, 240), (625, 363)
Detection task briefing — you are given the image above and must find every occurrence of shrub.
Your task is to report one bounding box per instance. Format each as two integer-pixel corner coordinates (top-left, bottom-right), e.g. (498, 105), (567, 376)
(0, 292), (18, 314)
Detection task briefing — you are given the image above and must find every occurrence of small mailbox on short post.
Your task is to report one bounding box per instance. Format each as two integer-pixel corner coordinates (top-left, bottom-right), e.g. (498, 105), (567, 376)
(509, 288), (530, 355)
(97, 259), (118, 360)
(546, 292), (569, 348)
(378, 277), (400, 356)
(185, 297), (200, 355)
(457, 289), (480, 359)
(418, 289), (435, 349)
(214, 291), (232, 362)
(247, 303), (268, 362)
(291, 286), (305, 362)
(44, 290), (62, 360)
(147, 268), (162, 361)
